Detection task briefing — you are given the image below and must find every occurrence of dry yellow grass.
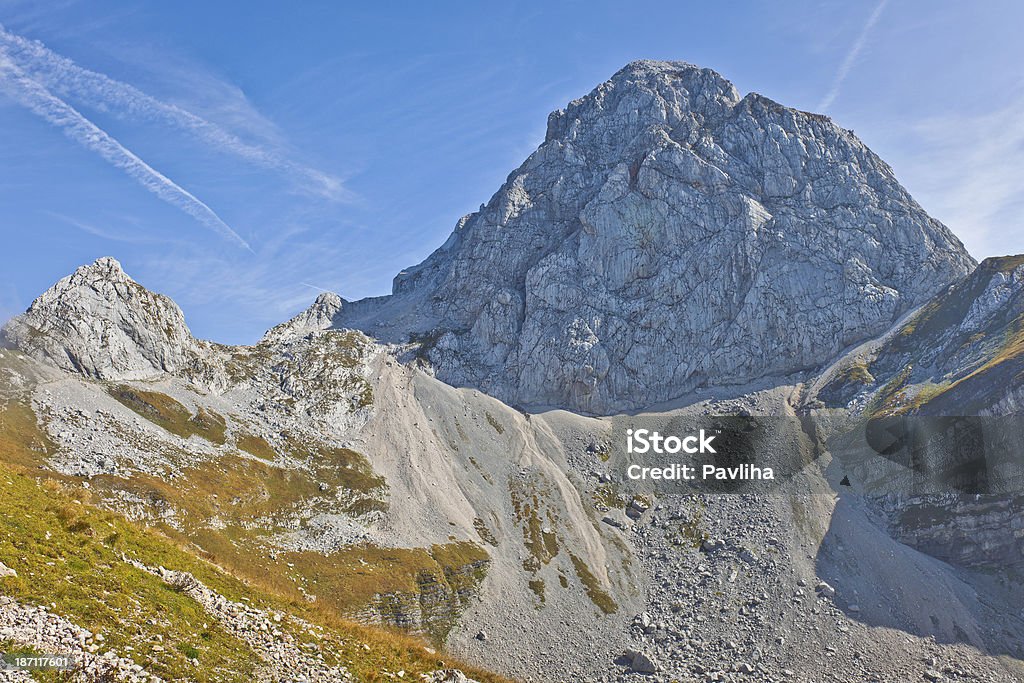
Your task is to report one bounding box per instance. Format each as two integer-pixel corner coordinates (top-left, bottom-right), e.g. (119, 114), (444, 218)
(0, 399), (512, 682)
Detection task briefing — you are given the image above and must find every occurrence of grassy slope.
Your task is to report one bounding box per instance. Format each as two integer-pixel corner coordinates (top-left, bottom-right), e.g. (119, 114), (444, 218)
(0, 389), (509, 682)
(108, 384), (227, 444)
(86, 383), (489, 643)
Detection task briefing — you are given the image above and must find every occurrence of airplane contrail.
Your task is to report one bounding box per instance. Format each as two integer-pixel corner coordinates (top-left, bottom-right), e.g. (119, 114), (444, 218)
(0, 24), (348, 201)
(818, 0), (888, 113)
(0, 54), (252, 251)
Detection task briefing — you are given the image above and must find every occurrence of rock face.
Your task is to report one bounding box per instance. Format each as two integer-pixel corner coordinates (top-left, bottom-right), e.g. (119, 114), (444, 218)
(262, 291), (345, 343)
(815, 256), (1024, 573)
(1, 257), (209, 381)
(877, 493), (1024, 569)
(821, 255), (1024, 415)
(341, 60), (974, 414)
(877, 256), (1024, 416)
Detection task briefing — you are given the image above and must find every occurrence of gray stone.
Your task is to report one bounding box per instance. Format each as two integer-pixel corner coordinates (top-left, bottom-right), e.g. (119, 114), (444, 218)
(339, 60), (974, 414)
(263, 292), (344, 343)
(627, 649), (659, 674)
(1, 257), (219, 385)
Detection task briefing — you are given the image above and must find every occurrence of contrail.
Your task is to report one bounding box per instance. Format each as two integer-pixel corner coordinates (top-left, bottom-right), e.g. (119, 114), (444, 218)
(0, 24), (347, 201)
(299, 282), (333, 293)
(817, 0), (888, 113)
(0, 55), (252, 251)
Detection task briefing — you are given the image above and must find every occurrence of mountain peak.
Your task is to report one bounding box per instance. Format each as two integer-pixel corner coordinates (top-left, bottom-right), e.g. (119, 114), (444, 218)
(88, 255), (126, 276)
(262, 291), (345, 343)
(545, 59), (741, 146)
(1, 258), (201, 380)
(342, 61), (976, 414)
(609, 59), (730, 84)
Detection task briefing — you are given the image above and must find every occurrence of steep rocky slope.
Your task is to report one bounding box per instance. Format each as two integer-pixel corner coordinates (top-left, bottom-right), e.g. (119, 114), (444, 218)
(3, 254), (1023, 683)
(0, 259), (641, 681)
(808, 255), (1024, 581)
(818, 255), (1024, 416)
(340, 60), (974, 414)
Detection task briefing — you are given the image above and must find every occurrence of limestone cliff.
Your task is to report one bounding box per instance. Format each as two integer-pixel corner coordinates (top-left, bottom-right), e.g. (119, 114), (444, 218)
(340, 60), (975, 414)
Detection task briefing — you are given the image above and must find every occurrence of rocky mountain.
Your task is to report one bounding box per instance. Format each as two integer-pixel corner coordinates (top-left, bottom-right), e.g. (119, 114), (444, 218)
(1, 257), (219, 386)
(340, 60), (975, 414)
(262, 291), (344, 344)
(809, 255), (1024, 577)
(2, 61), (1023, 683)
(0, 257), (641, 681)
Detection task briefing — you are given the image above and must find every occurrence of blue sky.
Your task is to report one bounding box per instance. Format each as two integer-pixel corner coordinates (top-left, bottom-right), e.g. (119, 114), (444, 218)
(0, 1), (1022, 344)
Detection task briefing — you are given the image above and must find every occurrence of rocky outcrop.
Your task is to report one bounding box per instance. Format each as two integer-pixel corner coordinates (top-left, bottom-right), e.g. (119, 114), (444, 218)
(340, 60), (975, 414)
(876, 494), (1024, 569)
(138, 564), (353, 682)
(816, 256), (1024, 572)
(350, 553), (490, 643)
(262, 291), (345, 343)
(1, 257), (216, 383)
(820, 256), (1024, 415)
(0, 594), (162, 682)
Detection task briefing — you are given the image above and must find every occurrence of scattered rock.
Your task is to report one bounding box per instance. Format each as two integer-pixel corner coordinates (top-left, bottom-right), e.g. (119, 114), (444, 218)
(815, 581), (836, 599)
(625, 649), (659, 674)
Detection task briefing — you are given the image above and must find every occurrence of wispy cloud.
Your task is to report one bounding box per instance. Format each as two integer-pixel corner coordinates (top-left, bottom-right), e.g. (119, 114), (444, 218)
(892, 96), (1024, 259)
(44, 210), (187, 245)
(0, 53), (252, 250)
(817, 0), (888, 112)
(299, 281), (334, 294)
(135, 226), (354, 343)
(0, 24), (349, 201)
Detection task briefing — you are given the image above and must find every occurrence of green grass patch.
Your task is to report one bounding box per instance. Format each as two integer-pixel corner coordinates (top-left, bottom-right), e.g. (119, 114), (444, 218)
(484, 412), (504, 435)
(473, 517), (498, 547)
(92, 447), (384, 531)
(528, 578), (546, 604)
(0, 472), (262, 681)
(592, 483), (626, 510)
(0, 367), (507, 682)
(510, 486), (558, 566)
(106, 385), (226, 444)
(569, 553), (617, 615)
(237, 432), (277, 461)
(0, 399), (56, 472)
(0, 466), (508, 682)
(281, 434), (386, 493)
(839, 360), (874, 385)
(278, 542), (490, 643)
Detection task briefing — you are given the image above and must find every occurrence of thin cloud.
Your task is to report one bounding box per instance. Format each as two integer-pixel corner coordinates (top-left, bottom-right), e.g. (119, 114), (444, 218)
(44, 211), (187, 246)
(0, 24), (350, 201)
(817, 0), (888, 112)
(137, 236), (350, 343)
(892, 97), (1024, 259)
(0, 54), (252, 250)
(300, 282), (334, 294)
